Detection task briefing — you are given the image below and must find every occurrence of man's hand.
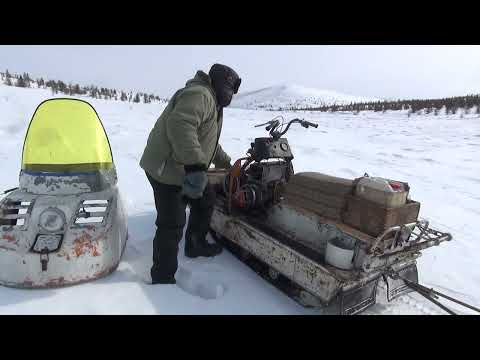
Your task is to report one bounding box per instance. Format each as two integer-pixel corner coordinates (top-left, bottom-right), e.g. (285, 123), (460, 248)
(182, 166), (208, 200)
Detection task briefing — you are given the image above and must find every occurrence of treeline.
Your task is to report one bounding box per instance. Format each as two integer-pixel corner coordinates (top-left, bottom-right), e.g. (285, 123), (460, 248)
(295, 94), (480, 115)
(0, 69), (168, 104)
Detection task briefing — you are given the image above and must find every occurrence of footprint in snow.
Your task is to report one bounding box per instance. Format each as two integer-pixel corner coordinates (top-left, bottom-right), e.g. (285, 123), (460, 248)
(175, 267), (226, 300)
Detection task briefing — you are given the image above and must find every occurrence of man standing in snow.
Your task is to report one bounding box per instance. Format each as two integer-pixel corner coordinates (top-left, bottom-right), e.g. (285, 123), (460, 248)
(140, 64), (241, 284)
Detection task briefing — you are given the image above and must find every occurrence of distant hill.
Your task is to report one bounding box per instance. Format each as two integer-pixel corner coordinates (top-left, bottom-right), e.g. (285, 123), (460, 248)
(231, 84), (378, 110)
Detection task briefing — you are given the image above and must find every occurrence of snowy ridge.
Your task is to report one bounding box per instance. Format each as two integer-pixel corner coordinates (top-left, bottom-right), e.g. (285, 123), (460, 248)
(231, 84), (378, 110)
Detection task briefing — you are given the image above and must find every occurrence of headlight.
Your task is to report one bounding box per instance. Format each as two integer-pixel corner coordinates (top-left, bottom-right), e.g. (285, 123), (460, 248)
(39, 208), (66, 233)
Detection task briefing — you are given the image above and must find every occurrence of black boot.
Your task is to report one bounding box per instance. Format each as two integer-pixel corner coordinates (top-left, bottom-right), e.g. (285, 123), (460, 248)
(184, 183), (222, 258)
(185, 232), (223, 258)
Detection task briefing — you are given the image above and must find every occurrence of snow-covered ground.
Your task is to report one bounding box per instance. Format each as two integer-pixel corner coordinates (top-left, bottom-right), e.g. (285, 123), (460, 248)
(231, 84), (378, 110)
(0, 83), (479, 314)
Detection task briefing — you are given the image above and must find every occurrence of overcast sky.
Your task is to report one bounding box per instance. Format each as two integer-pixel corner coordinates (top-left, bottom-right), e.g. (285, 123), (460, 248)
(1, 45), (479, 100)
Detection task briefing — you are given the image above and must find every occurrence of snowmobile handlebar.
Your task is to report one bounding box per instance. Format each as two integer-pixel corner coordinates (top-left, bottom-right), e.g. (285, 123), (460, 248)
(255, 118), (318, 139)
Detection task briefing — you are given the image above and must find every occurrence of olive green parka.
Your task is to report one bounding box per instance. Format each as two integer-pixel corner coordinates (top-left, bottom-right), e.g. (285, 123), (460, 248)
(140, 71), (231, 186)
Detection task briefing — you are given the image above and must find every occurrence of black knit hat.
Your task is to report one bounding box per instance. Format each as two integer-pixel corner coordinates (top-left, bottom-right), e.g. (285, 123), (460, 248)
(209, 64), (241, 94)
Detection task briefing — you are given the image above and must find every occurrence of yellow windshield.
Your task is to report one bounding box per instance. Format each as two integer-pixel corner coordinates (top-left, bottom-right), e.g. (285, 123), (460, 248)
(22, 99), (113, 173)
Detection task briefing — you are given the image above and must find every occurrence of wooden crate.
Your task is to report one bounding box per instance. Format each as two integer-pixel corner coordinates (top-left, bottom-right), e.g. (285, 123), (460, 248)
(287, 172), (354, 197)
(285, 195), (344, 221)
(284, 172), (355, 221)
(342, 194), (420, 237)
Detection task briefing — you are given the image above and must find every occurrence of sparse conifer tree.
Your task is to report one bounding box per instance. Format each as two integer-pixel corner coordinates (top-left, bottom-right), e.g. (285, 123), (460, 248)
(16, 76), (26, 87)
(23, 73), (31, 87)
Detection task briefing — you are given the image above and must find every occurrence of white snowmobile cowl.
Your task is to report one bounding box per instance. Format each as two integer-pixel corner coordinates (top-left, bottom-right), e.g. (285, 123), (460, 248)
(0, 98), (128, 288)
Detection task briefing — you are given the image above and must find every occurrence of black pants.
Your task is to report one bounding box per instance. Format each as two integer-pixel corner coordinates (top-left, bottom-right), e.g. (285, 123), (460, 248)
(146, 172), (216, 282)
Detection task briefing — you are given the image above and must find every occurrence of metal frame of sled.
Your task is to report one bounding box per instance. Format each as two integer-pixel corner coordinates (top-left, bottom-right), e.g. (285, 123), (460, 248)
(210, 195), (451, 315)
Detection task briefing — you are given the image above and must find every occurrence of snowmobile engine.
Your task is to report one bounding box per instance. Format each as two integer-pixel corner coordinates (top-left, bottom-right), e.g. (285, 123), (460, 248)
(223, 118), (316, 211)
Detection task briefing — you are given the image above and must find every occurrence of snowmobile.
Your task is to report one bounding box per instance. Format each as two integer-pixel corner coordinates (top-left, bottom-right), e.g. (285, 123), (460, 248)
(207, 117), (458, 315)
(0, 98), (128, 288)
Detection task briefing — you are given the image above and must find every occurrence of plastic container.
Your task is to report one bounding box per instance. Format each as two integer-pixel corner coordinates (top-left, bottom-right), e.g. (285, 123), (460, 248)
(355, 176), (408, 208)
(325, 236), (356, 270)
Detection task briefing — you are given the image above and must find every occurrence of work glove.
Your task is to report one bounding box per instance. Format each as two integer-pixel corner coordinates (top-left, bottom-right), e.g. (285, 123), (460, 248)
(182, 165), (208, 200)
